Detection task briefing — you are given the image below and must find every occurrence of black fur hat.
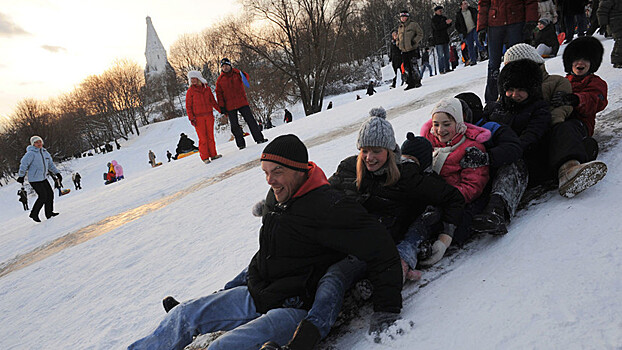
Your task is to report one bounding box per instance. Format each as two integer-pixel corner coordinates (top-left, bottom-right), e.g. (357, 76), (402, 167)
(455, 92), (483, 123)
(563, 36), (604, 75)
(498, 59), (543, 99)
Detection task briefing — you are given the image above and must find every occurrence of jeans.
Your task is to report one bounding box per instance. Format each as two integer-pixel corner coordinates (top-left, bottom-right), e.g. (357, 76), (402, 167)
(396, 219), (429, 269)
(465, 29), (484, 63)
(435, 44), (450, 73)
(484, 22), (524, 103)
(420, 63), (433, 77)
(128, 286), (306, 350)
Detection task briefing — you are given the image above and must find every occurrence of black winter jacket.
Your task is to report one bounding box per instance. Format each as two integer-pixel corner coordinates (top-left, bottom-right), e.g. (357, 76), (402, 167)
(475, 120), (524, 169)
(455, 7), (478, 36)
(431, 14), (452, 45)
(390, 40), (403, 66)
(247, 163), (402, 314)
(484, 98), (551, 153)
(329, 156), (464, 240)
(533, 23), (559, 55)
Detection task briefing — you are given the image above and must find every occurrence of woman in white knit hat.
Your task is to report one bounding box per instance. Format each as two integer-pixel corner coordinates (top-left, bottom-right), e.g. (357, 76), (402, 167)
(16, 136), (62, 222)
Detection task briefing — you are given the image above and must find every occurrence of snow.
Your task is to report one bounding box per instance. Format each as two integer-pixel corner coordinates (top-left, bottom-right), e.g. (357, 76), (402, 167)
(1, 37), (622, 349)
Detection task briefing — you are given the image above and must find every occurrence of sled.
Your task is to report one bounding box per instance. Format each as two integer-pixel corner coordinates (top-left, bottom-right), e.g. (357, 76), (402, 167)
(60, 189), (71, 196)
(176, 150), (199, 159)
(558, 32), (566, 45)
(152, 162), (163, 167)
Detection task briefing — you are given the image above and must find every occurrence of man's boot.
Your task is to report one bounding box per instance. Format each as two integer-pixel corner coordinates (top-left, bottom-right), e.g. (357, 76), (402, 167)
(471, 193), (508, 235)
(286, 319), (321, 350)
(558, 159), (607, 198)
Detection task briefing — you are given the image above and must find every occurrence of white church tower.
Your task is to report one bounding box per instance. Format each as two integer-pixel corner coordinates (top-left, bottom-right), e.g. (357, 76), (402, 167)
(144, 16), (177, 104)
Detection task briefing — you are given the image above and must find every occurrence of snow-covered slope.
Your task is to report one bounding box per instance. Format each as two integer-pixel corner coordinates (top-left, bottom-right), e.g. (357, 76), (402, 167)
(0, 37), (621, 349)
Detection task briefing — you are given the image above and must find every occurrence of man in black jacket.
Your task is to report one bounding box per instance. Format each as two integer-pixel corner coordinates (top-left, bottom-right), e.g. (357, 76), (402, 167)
(455, 0), (483, 65)
(129, 135), (402, 350)
(431, 5), (453, 73)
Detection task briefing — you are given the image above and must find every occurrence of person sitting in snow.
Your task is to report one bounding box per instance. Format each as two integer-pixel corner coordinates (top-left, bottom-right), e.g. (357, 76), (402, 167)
(174, 133), (199, 159)
(531, 18), (559, 57)
(129, 134), (403, 350)
(105, 162), (116, 185)
(112, 160), (124, 181)
(421, 97), (491, 246)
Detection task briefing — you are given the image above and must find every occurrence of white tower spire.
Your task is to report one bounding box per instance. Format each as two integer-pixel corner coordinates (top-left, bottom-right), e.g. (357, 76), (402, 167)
(145, 16), (168, 76)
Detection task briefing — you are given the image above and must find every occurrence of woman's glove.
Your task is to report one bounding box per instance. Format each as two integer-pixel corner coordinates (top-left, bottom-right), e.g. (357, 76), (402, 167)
(419, 232), (453, 267)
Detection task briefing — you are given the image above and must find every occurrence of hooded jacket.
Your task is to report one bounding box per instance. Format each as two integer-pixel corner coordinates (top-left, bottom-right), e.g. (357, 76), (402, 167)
(421, 120), (491, 203)
(186, 83), (221, 121)
(329, 155), (464, 240)
(18, 145), (60, 183)
(247, 162), (403, 314)
(215, 67), (251, 111)
(111, 160), (123, 177)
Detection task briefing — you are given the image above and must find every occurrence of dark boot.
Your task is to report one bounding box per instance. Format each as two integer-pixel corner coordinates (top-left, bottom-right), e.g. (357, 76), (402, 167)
(29, 212), (41, 223)
(162, 296), (180, 313)
(471, 194), (508, 235)
(285, 320), (321, 350)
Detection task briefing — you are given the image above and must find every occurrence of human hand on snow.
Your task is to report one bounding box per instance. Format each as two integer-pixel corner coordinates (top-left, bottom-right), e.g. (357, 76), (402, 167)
(368, 311), (401, 336)
(419, 233), (452, 267)
(460, 147), (489, 168)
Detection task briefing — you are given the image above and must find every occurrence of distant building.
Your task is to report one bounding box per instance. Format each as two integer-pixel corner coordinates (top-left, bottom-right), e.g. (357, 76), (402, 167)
(144, 16), (177, 104)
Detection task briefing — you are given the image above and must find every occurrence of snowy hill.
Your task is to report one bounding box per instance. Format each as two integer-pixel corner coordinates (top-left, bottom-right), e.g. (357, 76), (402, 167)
(1, 37), (621, 349)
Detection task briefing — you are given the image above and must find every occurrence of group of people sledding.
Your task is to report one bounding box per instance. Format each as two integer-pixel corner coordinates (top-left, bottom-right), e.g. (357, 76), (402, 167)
(127, 36), (609, 350)
(104, 160), (124, 185)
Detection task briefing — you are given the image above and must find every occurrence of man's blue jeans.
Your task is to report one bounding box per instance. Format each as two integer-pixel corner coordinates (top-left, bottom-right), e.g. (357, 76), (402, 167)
(396, 218), (429, 269)
(435, 44), (450, 73)
(465, 29), (484, 63)
(484, 22), (524, 103)
(127, 286), (306, 350)
(420, 63), (433, 77)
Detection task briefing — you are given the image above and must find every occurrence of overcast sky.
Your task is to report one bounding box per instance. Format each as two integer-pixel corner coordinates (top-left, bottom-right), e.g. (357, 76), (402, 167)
(0, 0), (240, 118)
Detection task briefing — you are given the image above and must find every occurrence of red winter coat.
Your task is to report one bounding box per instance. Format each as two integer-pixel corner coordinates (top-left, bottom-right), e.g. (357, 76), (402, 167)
(567, 74), (608, 137)
(215, 67), (250, 111)
(186, 84), (220, 122)
(421, 120), (491, 204)
(477, 0), (539, 31)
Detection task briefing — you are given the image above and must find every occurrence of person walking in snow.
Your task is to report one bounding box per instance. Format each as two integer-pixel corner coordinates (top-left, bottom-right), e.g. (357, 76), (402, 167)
(52, 173), (64, 196)
(72, 172), (82, 190)
(17, 136), (61, 222)
(389, 30), (404, 88)
(455, 0), (484, 66)
(18, 187), (29, 211)
(148, 150), (157, 167)
(166, 150), (172, 162)
(186, 70), (223, 164)
(366, 80), (376, 96)
(129, 134), (403, 350)
(215, 58), (268, 150)
(420, 47), (434, 78)
(283, 108), (293, 123)
(397, 10), (424, 89)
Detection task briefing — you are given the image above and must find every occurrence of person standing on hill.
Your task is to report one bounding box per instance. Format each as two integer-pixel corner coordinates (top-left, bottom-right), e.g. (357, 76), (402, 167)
(72, 172), (82, 190)
(283, 108), (293, 123)
(366, 80), (377, 96)
(17, 136), (61, 222)
(431, 5), (453, 74)
(186, 70), (223, 164)
(166, 150), (172, 162)
(18, 187), (29, 211)
(216, 58), (268, 150)
(597, 0), (622, 68)
(148, 150), (157, 167)
(455, 0), (483, 66)
(397, 10), (424, 90)
(389, 30), (403, 88)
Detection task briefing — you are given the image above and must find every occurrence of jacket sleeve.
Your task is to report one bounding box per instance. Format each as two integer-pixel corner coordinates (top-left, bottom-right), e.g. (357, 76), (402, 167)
(328, 156), (362, 200)
(215, 77), (225, 109)
(456, 144), (490, 203)
(408, 172), (465, 227)
(575, 77), (608, 119)
(18, 152), (34, 177)
(550, 78), (573, 125)
(185, 89), (194, 120)
(477, 0), (490, 31)
(487, 124), (523, 168)
(518, 101), (552, 152)
(207, 86), (221, 114)
(412, 22), (424, 47)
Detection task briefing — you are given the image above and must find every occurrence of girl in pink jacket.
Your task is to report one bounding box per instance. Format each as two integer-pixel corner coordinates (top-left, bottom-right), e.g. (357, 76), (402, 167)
(111, 160), (124, 180)
(421, 97), (490, 204)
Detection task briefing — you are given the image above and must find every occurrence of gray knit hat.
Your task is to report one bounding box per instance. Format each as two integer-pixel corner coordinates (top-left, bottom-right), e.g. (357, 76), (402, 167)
(503, 43), (545, 65)
(356, 107), (397, 151)
(30, 135), (43, 146)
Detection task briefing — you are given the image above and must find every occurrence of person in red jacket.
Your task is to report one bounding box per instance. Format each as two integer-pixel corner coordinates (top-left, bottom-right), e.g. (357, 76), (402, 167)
(477, 0), (539, 103)
(186, 70), (222, 164)
(215, 58), (268, 150)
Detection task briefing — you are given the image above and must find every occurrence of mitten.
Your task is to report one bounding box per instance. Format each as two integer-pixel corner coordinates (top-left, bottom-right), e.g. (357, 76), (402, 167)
(252, 199), (268, 217)
(220, 107), (228, 115)
(368, 311), (400, 335)
(352, 279), (374, 301)
(419, 233), (452, 267)
(478, 29), (487, 47)
(17, 176), (24, 184)
(460, 146), (489, 168)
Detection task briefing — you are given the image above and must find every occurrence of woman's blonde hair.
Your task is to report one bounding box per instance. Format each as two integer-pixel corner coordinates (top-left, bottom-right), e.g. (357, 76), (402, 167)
(356, 147), (400, 189)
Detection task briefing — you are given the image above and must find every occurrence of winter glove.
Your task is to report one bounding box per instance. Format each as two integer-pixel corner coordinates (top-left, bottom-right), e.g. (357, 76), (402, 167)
(477, 29), (487, 47)
(17, 176), (24, 184)
(352, 278), (374, 301)
(190, 118), (197, 127)
(368, 311), (401, 336)
(551, 91), (580, 108)
(252, 199), (268, 217)
(419, 232), (453, 267)
(523, 21), (537, 41)
(460, 146), (489, 168)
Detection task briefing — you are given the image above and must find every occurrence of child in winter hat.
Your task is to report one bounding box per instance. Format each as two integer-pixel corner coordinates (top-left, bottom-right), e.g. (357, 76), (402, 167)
(187, 70), (207, 85)
(401, 132), (433, 170)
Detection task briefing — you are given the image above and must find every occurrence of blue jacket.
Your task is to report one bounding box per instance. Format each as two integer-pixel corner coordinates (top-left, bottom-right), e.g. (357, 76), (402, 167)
(18, 145), (60, 183)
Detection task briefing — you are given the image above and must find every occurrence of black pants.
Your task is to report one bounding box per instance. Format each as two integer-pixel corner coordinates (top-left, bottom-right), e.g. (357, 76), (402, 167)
(401, 50), (421, 87)
(228, 105), (265, 148)
(21, 201), (29, 210)
(30, 179), (54, 218)
(74, 180), (81, 190)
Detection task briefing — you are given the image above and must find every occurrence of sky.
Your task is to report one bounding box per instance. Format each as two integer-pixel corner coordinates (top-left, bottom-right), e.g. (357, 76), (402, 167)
(0, 0), (240, 119)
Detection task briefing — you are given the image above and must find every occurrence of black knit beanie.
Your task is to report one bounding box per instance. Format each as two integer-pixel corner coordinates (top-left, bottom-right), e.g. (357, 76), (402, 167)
(260, 134), (309, 172)
(220, 58), (232, 66)
(401, 132), (433, 170)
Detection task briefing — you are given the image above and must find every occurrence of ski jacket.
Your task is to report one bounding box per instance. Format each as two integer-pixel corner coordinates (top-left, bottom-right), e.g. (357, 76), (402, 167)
(185, 83), (220, 121)
(397, 18), (424, 53)
(477, 0), (539, 31)
(533, 23), (559, 55)
(567, 73), (608, 137)
(598, 0), (622, 35)
(111, 160), (123, 177)
(329, 155), (464, 240)
(455, 6), (479, 36)
(18, 145), (60, 183)
(484, 97), (551, 153)
(475, 120), (524, 169)
(390, 40), (403, 65)
(541, 66), (573, 125)
(215, 67), (250, 111)
(431, 13), (452, 45)
(421, 120), (491, 204)
(247, 162), (403, 314)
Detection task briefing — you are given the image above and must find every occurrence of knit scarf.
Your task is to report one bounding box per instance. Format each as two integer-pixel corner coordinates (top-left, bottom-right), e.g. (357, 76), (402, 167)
(432, 135), (466, 175)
